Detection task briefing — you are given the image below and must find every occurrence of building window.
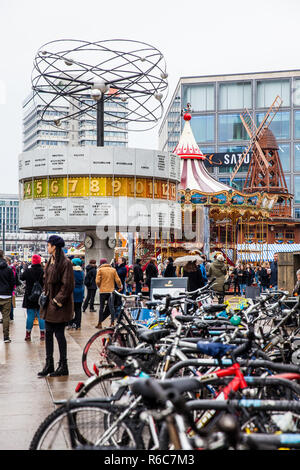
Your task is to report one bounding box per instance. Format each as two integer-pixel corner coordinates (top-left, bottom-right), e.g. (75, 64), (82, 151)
(277, 143), (290, 172)
(190, 115), (214, 142)
(285, 174), (291, 192)
(219, 82), (251, 110)
(295, 207), (300, 219)
(231, 178), (246, 191)
(256, 79), (290, 108)
(294, 111), (300, 139)
(294, 176), (300, 203)
(294, 143), (300, 171)
(182, 84), (215, 112)
(256, 111), (290, 140)
(218, 114), (249, 142)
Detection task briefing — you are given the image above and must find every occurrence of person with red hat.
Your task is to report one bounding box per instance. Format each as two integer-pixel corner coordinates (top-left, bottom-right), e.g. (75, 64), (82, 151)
(20, 254), (45, 341)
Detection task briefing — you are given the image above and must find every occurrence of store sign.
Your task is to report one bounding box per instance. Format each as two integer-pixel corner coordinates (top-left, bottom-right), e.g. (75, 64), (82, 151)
(203, 152), (252, 168)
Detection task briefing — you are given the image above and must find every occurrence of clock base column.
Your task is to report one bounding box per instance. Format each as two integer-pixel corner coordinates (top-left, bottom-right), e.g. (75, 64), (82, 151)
(84, 232), (115, 265)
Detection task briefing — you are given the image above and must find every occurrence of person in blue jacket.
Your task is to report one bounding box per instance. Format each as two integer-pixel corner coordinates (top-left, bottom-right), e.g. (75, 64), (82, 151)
(116, 257), (127, 294)
(68, 258), (84, 330)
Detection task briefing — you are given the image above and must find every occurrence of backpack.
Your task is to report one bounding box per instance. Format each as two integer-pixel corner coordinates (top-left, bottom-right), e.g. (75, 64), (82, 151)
(28, 280), (43, 303)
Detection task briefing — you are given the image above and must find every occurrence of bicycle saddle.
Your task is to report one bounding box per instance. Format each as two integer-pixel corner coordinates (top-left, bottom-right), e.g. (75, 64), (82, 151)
(202, 304), (227, 313)
(107, 345), (154, 358)
(131, 376), (200, 399)
(174, 315), (196, 323)
(197, 341), (236, 358)
(145, 301), (161, 309)
(138, 328), (171, 344)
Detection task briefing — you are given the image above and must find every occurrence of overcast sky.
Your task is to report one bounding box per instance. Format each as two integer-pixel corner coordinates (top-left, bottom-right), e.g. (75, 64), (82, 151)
(1, 0), (300, 194)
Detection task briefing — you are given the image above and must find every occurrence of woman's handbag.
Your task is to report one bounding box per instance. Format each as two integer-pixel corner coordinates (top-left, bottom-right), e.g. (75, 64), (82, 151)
(39, 292), (49, 310)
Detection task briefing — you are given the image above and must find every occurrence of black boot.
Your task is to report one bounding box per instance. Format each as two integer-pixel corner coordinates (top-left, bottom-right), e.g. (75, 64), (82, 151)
(37, 357), (54, 377)
(49, 359), (69, 377)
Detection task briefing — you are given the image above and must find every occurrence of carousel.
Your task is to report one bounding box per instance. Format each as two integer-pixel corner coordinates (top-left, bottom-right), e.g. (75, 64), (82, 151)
(174, 112), (278, 265)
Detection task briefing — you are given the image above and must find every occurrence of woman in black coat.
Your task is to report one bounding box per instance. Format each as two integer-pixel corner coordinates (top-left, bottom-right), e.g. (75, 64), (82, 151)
(21, 254), (45, 341)
(164, 257), (177, 278)
(183, 261), (205, 293)
(145, 259), (158, 294)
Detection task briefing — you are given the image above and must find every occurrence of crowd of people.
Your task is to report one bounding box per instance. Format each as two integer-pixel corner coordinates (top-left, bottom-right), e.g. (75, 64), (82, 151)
(0, 236), (282, 378)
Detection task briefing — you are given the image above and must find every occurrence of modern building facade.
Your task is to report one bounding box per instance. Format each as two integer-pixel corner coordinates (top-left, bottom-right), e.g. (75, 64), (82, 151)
(159, 70), (300, 222)
(23, 93), (128, 151)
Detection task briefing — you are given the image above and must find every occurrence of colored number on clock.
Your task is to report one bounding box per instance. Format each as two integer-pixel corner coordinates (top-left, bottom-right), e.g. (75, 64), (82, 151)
(50, 180), (59, 194)
(90, 179), (100, 193)
(69, 179), (78, 193)
(112, 180), (121, 193)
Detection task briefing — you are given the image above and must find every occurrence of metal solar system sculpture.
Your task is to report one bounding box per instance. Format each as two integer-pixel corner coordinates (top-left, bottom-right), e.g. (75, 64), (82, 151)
(31, 39), (169, 145)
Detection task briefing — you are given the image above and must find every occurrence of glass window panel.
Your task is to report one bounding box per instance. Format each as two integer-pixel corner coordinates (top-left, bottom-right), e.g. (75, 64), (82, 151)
(294, 111), (300, 139)
(256, 80), (290, 108)
(231, 178), (246, 191)
(256, 111), (290, 140)
(294, 176), (300, 203)
(277, 143), (290, 172)
(293, 79), (300, 106)
(190, 115), (214, 142)
(285, 175), (291, 192)
(294, 143), (300, 171)
(182, 84), (215, 111)
(218, 114), (249, 142)
(219, 82), (251, 110)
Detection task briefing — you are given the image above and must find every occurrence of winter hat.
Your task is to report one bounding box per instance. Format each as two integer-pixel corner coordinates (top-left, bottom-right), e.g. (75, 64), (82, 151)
(47, 235), (65, 248)
(32, 254), (41, 265)
(99, 258), (108, 265)
(72, 258), (83, 266)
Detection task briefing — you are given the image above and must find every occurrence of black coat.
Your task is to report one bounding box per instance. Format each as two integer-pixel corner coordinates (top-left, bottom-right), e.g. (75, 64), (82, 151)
(164, 262), (177, 278)
(258, 268), (270, 288)
(0, 259), (15, 296)
(134, 263), (144, 283)
(21, 264), (44, 309)
(145, 263), (158, 287)
(183, 268), (205, 291)
(245, 268), (255, 286)
(84, 264), (97, 290)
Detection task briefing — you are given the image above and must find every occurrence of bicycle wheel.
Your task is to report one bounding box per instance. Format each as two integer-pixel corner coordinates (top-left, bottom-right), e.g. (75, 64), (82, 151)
(29, 402), (142, 450)
(77, 369), (126, 399)
(82, 324), (136, 377)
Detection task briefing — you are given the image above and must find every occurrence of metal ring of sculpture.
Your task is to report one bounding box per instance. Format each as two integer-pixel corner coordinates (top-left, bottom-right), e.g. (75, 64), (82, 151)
(31, 38), (168, 131)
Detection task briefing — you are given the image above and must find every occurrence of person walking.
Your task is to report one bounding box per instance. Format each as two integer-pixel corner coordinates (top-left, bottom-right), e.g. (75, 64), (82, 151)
(116, 257), (127, 294)
(207, 254), (227, 303)
(237, 263), (247, 297)
(270, 253), (278, 291)
(164, 257), (177, 278)
(133, 258), (144, 295)
(0, 250), (15, 343)
(82, 259), (97, 312)
(21, 254), (45, 341)
(126, 266), (134, 295)
(232, 264), (240, 296)
(38, 235), (74, 377)
(183, 260), (205, 293)
(145, 258), (158, 295)
(95, 258), (122, 329)
(258, 262), (271, 292)
(68, 258), (84, 330)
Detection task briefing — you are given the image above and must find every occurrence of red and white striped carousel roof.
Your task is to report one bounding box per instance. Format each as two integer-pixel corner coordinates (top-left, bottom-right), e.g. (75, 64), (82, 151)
(173, 113), (231, 193)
